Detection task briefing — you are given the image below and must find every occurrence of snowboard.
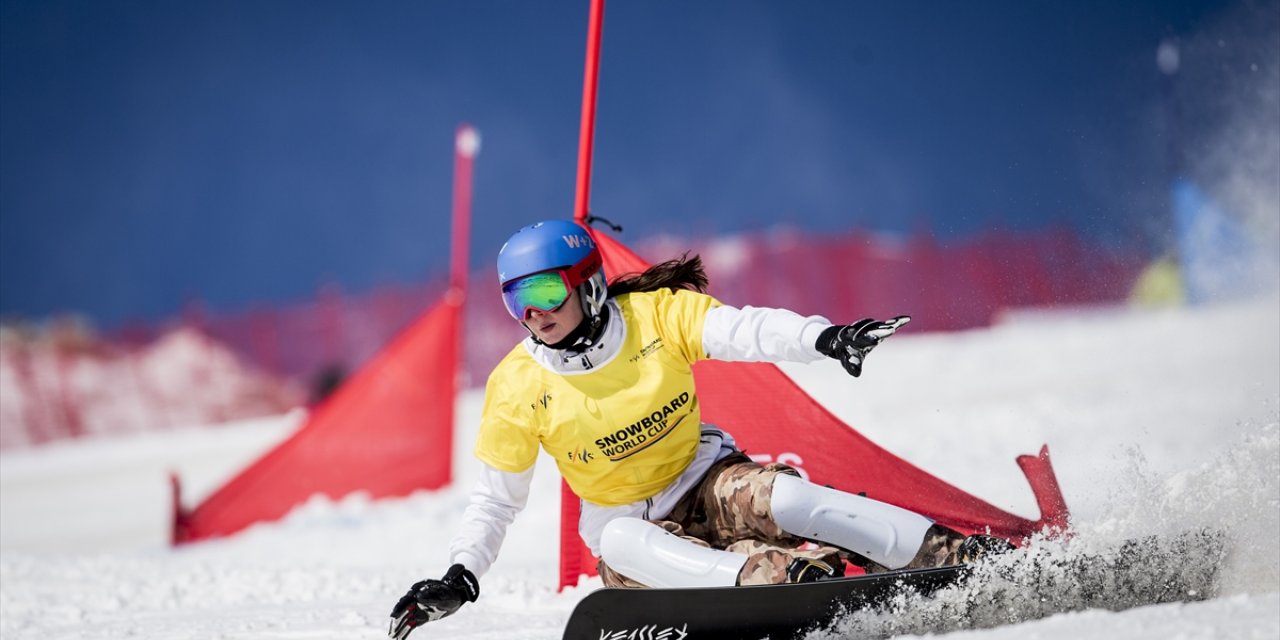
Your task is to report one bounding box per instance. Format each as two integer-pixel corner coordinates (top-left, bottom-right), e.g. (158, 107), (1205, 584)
(561, 564), (968, 640)
(560, 529), (1225, 640)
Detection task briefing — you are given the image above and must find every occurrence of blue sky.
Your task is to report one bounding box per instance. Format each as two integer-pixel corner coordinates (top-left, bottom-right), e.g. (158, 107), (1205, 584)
(1, 0), (1270, 326)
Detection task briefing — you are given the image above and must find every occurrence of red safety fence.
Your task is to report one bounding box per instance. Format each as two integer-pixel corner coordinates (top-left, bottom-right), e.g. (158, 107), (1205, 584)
(149, 228), (1147, 392)
(116, 279), (450, 395)
(0, 228), (1144, 450)
(0, 322), (302, 449)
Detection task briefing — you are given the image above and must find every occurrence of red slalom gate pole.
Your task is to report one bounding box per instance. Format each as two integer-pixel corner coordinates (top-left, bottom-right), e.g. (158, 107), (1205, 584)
(445, 123), (478, 488)
(450, 124), (479, 301)
(561, 0), (606, 592)
(573, 0), (605, 224)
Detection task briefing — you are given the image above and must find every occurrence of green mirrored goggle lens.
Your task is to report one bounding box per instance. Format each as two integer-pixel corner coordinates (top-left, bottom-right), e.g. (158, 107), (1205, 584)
(502, 271), (571, 319)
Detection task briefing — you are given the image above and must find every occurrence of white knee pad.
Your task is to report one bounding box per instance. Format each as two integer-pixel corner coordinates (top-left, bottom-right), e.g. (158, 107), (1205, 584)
(599, 517), (747, 588)
(769, 474), (933, 570)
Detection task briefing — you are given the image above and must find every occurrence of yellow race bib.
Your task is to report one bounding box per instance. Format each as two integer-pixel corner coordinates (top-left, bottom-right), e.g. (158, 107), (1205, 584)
(474, 288), (719, 506)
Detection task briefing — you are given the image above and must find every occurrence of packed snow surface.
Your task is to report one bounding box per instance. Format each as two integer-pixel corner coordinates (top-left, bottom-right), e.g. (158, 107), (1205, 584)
(2, 299), (1278, 639)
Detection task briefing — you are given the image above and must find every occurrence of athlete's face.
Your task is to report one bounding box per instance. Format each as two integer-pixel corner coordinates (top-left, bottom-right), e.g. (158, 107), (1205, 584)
(525, 289), (584, 345)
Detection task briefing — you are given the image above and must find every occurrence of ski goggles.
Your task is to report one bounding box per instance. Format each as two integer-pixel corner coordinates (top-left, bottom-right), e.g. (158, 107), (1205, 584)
(500, 251), (602, 320)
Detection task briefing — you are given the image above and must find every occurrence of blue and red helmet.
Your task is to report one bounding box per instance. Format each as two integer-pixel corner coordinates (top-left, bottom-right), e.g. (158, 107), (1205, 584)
(497, 220), (608, 322)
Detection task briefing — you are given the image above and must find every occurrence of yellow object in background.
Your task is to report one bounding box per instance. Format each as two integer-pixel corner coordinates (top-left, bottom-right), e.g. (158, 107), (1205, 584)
(1130, 257), (1186, 307)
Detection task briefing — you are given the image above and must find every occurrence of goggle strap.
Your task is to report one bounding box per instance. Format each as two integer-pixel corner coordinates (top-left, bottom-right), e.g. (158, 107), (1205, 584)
(563, 250), (602, 289)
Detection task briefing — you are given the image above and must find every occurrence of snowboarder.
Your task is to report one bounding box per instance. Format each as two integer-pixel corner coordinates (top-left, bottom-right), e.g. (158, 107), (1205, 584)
(389, 219), (1004, 639)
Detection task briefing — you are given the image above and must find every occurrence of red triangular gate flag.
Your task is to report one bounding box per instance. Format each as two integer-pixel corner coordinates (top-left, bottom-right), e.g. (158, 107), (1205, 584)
(558, 228), (1069, 589)
(172, 297), (461, 543)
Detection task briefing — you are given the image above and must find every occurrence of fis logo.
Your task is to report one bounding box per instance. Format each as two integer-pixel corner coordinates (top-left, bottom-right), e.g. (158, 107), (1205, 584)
(566, 447), (595, 464)
(530, 391), (552, 412)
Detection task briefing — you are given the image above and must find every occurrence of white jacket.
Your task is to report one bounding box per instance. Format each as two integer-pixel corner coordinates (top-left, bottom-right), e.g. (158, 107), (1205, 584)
(449, 302), (832, 576)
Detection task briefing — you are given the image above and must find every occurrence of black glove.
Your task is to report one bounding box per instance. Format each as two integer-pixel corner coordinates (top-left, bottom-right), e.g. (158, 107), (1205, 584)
(815, 316), (911, 377)
(388, 564), (479, 639)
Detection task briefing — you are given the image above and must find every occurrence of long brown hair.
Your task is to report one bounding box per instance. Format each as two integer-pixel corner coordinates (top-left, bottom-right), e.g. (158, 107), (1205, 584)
(606, 253), (709, 297)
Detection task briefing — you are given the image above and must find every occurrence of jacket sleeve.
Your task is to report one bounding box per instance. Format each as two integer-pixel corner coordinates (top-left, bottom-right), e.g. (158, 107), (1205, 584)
(447, 462), (536, 578)
(701, 304), (833, 363)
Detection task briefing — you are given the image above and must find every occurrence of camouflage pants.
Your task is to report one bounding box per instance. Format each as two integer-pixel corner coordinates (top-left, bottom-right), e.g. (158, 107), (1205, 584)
(596, 453), (970, 587)
(852, 524), (970, 574)
(597, 452), (844, 587)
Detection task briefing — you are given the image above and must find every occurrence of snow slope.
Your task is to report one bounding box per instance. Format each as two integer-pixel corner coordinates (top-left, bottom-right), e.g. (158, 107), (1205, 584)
(1, 299), (1277, 639)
